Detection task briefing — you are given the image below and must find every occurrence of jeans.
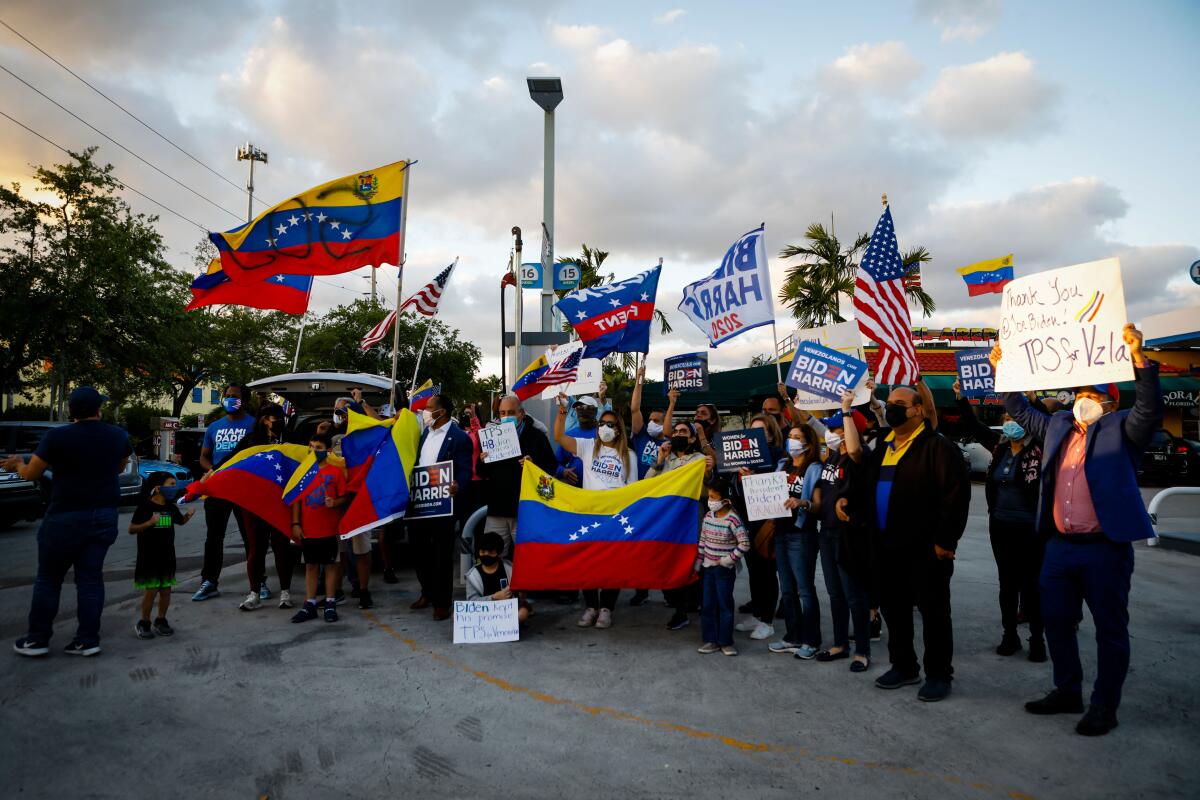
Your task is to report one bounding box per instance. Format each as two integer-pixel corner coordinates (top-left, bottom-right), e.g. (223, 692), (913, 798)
(700, 565), (736, 646)
(27, 507), (119, 647)
(745, 522), (778, 623)
(582, 589), (620, 611)
(820, 530), (871, 656)
(880, 547), (954, 680)
(200, 497), (246, 585)
(989, 517), (1045, 639)
(409, 517), (458, 608)
(776, 528), (821, 646)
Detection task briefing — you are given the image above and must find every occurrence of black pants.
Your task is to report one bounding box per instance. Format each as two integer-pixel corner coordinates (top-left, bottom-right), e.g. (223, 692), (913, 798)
(243, 513), (295, 593)
(200, 497), (246, 585)
(582, 589), (620, 610)
(879, 548), (954, 681)
(664, 580), (702, 613)
(989, 517), (1045, 639)
(409, 517), (458, 608)
(745, 525), (778, 624)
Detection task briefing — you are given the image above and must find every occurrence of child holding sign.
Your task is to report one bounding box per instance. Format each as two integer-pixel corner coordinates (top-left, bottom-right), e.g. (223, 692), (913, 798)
(464, 532), (530, 625)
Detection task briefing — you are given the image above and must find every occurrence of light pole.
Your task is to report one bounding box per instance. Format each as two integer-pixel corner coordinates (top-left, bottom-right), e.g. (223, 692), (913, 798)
(527, 77), (563, 333)
(236, 142), (268, 223)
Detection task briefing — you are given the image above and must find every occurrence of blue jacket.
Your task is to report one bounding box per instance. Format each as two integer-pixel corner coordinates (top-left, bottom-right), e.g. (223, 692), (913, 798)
(1004, 361), (1163, 542)
(417, 420), (475, 521)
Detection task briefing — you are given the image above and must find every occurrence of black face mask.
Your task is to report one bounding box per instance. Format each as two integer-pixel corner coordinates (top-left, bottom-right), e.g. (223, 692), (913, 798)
(884, 403), (911, 429)
(576, 409), (596, 427)
(479, 555), (499, 566)
(670, 435), (689, 452)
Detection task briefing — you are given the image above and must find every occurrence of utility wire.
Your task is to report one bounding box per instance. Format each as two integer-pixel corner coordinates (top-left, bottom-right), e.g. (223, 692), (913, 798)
(0, 17), (260, 209)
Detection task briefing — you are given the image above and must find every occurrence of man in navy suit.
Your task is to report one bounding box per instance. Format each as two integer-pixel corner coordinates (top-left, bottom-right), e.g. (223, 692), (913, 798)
(993, 324), (1162, 736)
(409, 394), (475, 621)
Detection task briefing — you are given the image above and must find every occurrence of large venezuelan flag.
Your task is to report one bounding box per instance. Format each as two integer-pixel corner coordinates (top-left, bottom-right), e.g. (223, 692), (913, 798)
(282, 450), (347, 507)
(189, 444), (310, 535)
(956, 254), (1014, 297)
(185, 258), (313, 314)
(337, 409), (421, 539)
(212, 161), (409, 284)
(512, 459), (705, 591)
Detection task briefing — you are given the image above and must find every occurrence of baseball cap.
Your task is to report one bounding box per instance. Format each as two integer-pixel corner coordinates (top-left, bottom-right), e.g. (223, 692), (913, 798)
(819, 410), (869, 432)
(1090, 383), (1120, 405)
(67, 386), (107, 418)
(573, 396), (599, 409)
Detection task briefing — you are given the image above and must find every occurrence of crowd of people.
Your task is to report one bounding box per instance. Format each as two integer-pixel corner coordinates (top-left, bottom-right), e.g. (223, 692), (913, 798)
(4, 324), (1162, 738)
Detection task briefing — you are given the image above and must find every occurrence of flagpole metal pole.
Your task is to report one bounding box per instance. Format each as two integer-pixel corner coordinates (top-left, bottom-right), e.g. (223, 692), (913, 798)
(770, 320), (784, 384)
(388, 161), (413, 410)
(292, 319), (306, 372)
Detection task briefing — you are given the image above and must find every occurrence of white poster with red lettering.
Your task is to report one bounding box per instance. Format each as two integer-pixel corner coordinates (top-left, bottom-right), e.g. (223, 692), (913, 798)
(677, 224), (776, 347)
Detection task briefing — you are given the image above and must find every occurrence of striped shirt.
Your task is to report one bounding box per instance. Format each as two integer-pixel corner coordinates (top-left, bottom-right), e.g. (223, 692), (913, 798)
(696, 510), (750, 568)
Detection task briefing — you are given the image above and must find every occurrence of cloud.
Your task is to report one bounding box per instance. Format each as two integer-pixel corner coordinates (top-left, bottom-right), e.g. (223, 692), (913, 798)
(654, 9), (686, 25)
(913, 0), (1002, 42)
(824, 41), (923, 95)
(918, 52), (1059, 140)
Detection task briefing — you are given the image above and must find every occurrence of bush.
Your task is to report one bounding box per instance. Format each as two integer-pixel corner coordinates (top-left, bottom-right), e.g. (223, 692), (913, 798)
(0, 403), (53, 421)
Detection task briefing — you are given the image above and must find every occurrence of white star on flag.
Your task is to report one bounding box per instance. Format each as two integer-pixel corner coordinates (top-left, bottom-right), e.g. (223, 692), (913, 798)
(575, 311), (587, 320)
(617, 515), (629, 525)
(340, 229), (352, 240)
(569, 533), (579, 541)
(623, 525), (634, 535)
(276, 223), (288, 236)
(608, 298), (620, 307)
(315, 212), (327, 223)
(640, 292), (649, 301)
(264, 455), (276, 461)
(287, 214), (300, 227)
(577, 525), (590, 536)
(274, 275), (286, 283)
(591, 522), (600, 529)
(329, 221), (340, 230)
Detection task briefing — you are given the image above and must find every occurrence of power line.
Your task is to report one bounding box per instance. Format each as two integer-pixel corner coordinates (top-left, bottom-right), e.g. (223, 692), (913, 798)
(0, 17), (260, 209)
(0, 108), (209, 233)
(0, 61), (244, 221)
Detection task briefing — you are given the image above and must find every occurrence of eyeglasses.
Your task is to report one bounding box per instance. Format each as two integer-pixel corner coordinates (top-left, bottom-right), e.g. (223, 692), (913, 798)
(598, 422), (616, 429)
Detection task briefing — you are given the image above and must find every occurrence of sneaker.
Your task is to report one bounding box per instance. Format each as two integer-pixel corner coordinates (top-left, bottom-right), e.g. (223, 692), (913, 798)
(769, 640), (800, 655)
(63, 641), (101, 657)
(629, 590), (650, 607)
(324, 601), (338, 623)
(697, 642), (720, 654)
(870, 613), (882, 642)
(383, 568), (399, 584)
(135, 620), (155, 639)
(152, 618), (174, 637)
(918, 679), (951, 702)
(13, 636), (49, 657)
(1025, 689), (1084, 715)
(721, 645), (739, 657)
(1028, 637), (1047, 663)
(358, 589), (374, 610)
(577, 609), (598, 628)
(794, 644), (819, 660)
(239, 592), (262, 611)
(191, 580), (219, 601)
(1075, 704), (1119, 737)
(258, 584), (272, 601)
(291, 601), (318, 623)
(749, 622), (775, 640)
(277, 589), (293, 609)
(666, 611), (689, 630)
(734, 617), (758, 632)
(595, 609), (613, 629)
(874, 668), (922, 690)
(996, 631), (1022, 656)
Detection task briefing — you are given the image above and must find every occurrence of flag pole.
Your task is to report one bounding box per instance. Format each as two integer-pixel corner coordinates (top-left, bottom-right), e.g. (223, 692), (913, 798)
(388, 161), (413, 410)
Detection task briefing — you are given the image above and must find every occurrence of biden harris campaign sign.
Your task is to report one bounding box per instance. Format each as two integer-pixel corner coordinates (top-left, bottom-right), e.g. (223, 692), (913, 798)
(678, 225), (776, 347)
(955, 348), (995, 399)
(785, 341), (868, 403)
(663, 353), (709, 393)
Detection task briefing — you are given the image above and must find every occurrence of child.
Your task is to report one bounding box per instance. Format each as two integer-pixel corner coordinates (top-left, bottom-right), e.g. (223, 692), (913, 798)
(289, 432), (350, 623)
(129, 472), (195, 638)
(464, 531), (530, 625)
(695, 476), (749, 656)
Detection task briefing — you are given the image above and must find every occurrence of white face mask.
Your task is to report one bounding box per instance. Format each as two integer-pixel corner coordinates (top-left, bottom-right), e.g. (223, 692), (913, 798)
(1073, 397), (1105, 426)
(707, 499), (724, 512)
(597, 425), (617, 443)
(422, 409), (435, 427)
(646, 421), (664, 438)
(786, 439), (807, 457)
(825, 432), (843, 451)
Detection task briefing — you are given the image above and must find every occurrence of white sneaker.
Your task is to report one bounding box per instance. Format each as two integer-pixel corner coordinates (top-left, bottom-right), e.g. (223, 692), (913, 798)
(750, 621), (775, 640)
(277, 590), (293, 609)
(595, 609), (613, 629)
(577, 608), (598, 627)
(734, 616), (758, 632)
(239, 592), (262, 611)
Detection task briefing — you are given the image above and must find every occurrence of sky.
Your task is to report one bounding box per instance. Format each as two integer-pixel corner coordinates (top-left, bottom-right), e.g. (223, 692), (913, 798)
(1, 0), (1197, 381)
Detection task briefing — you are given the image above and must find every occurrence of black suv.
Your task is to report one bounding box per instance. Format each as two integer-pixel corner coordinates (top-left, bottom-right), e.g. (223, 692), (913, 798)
(1140, 429), (1200, 485)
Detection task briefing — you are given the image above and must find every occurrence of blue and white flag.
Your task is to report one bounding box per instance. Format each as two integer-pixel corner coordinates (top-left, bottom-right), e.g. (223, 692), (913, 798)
(678, 225), (776, 347)
(555, 266), (661, 359)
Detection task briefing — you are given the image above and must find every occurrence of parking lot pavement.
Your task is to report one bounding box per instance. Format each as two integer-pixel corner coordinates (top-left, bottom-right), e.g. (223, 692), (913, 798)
(0, 484), (1197, 799)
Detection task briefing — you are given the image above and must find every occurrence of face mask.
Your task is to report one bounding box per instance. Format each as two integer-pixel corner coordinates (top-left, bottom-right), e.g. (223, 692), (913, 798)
(786, 439), (807, 457)
(500, 415), (518, 426)
(597, 424), (617, 443)
(707, 499), (724, 512)
(332, 413), (345, 426)
(157, 485), (182, 501)
(314, 450), (328, 462)
(576, 409), (596, 426)
(825, 432), (843, 451)
(1001, 421), (1026, 441)
(479, 555), (499, 566)
(1073, 397), (1104, 426)
(670, 435), (689, 452)
(646, 421), (664, 438)
(222, 397), (241, 413)
(422, 409), (435, 426)
(884, 402), (912, 428)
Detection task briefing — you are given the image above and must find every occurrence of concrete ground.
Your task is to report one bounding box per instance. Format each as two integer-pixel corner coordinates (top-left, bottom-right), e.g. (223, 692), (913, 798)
(0, 484), (1197, 800)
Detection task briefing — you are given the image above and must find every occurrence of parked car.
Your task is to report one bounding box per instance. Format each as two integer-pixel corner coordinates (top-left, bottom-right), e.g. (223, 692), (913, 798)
(1140, 429), (1200, 485)
(247, 370), (395, 441)
(137, 458), (193, 485)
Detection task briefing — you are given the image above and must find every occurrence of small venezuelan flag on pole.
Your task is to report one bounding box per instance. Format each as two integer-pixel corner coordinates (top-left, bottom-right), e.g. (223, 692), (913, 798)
(956, 254), (1015, 297)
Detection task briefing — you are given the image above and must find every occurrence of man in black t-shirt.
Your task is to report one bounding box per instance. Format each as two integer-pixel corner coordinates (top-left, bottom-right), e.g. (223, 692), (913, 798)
(4, 387), (132, 658)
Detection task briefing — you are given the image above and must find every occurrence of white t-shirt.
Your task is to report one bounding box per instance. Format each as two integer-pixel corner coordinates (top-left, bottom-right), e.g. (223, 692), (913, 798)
(574, 437), (638, 491)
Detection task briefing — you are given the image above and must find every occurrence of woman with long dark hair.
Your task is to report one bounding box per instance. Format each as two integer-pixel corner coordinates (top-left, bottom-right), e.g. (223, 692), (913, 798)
(768, 423), (824, 658)
(733, 413), (785, 642)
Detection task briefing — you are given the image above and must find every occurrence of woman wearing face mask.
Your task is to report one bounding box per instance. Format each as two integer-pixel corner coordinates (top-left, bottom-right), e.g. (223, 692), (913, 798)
(768, 423), (824, 658)
(693, 403), (722, 457)
(732, 413), (785, 642)
(129, 473), (196, 638)
(554, 395), (639, 629)
(953, 378), (1047, 662)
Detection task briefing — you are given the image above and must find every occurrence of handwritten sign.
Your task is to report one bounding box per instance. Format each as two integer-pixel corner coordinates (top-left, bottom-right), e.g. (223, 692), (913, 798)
(995, 258), (1134, 392)
(791, 322), (871, 410)
(453, 599), (520, 644)
(407, 461), (454, 519)
(479, 423), (521, 462)
(540, 340), (603, 398)
(713, 429), (772, 473)
(954, 348), (995, 399)
(785, 341), (868, 403)
(664, 353), (709, 393)
(741, 471), (789, 522)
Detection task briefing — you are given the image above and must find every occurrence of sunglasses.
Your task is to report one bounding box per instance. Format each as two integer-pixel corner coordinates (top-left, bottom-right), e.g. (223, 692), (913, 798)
(598, 421), (617, 429)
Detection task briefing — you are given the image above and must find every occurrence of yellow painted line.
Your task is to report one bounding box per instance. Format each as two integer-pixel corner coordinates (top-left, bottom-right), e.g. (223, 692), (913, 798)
(363, 612), (1037, 798)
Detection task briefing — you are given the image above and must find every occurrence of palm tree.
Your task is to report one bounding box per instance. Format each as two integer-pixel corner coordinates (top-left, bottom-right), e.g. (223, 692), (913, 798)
(778, 222), (935, 327)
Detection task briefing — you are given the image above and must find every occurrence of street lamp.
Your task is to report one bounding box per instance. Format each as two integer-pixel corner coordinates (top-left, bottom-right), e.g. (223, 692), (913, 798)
(527, 78), (563, 332)
(236, 142), (268, 223)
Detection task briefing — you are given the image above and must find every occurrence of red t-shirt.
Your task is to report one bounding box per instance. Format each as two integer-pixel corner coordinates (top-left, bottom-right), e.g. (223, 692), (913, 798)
(296, 463), (348, 538)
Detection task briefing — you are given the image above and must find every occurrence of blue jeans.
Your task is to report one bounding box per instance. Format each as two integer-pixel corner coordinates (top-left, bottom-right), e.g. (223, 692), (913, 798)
(27, 508), (119, 647)
(700, 565), (736, 646)
(776, 527), (821, 647)
(820, 529), (871, 656)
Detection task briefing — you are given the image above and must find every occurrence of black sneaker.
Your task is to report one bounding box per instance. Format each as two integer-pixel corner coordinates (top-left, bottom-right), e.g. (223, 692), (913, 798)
(665, 611), (689, 630)
(1028, 637), (1047, 663)
(135, 620), (155, 639)
(874, 668), (921, 690)
(996, 632), (1022, 656)
(1075, 704), (1118, 736)
(383, 569), (399, 584)
(1025, 689), (1084, 715)
(870, 613), (882, 642)
(152, 618), (174, 637)
(629, 590), (650, 607)
(13, 636), (49, 657)
(291, 601), (318, 624)
(324, 601), (339, 623)
(63, 641), (101, 657)
(918, 679), (951, 702)
(358, 589), (374, 610)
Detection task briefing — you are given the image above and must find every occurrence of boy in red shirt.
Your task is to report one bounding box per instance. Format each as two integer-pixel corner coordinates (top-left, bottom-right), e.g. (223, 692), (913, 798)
(289, 432), (349, 623)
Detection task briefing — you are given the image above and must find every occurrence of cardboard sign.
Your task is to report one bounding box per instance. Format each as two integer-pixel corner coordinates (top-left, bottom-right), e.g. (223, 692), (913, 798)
(664, 352), (709, 393)
(995, 258), (1134, 392)
(713, 429), (772, 473)
(741, 471), (789, 522)
(407, 460), (454, 519)
(452, 599), (520, 644)
(785, 341), (868, 403)
(954, 348), (995, 399)
(791, 322), (871, 410)
(479, 423), (521, 462)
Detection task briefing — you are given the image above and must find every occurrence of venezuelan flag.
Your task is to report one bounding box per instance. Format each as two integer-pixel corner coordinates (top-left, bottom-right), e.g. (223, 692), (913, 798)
(337, 409), (421, 539)
(956, 254), (1015, 297)
(212, 161), (409, 284)
(511, 459), (705, 591)
(409, 379), (438, 412)
(282, 450), (346, 507)
(510, 355), (549, 401)
(188, 444), (310, 535)
(185, 258), (313, 315)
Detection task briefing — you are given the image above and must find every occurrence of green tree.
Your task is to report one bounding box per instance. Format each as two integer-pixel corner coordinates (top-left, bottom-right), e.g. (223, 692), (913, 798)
(778, 222), (935, 328)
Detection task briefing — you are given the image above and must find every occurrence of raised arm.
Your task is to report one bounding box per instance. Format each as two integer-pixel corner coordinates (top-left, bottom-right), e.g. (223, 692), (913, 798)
(553, 393), (577, 455)
(993, 346), (1051, 443)
(953, 379), (1000, 451)
(840, 391), (863, 463)
(631, 366), (646, 435)
(916, 376), (938, 431)
(663, 388), (678, 433)
(1120, 324), (1163, 450)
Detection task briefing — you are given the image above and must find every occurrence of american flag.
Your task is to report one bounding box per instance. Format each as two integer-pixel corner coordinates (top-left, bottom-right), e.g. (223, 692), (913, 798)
(360, 309), (396, 350)
(853, 207), (920, 385)
(359, 261), (456, 350)
(540, 350), (583, 389)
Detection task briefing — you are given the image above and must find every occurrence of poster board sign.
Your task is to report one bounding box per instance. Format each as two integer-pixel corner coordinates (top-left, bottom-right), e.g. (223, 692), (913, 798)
(407, 461), (454, 518)
(540, 340), (603, 398)
(995, 258), (1134, 392)
(713, 429), (772, 473)
(479, 423), (521, 462)
(664, 353), (709, 393)
(453, 599), (520, 644)
(741, 471), (789, 522)
(954, 348), (995, 399)
(785, 341), (868, 403)
(791, 322), (871, 409)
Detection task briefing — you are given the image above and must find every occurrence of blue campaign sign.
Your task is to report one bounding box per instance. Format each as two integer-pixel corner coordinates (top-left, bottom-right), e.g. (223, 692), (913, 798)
(713, 428), (772, 473)
(955, 348), (995, 399)
(554, 261), (581, 290)
(520, 262), (542, 289)
(407, 460), (455, 519)
(663, 352), (708, 394)
(784, 340), (868, 402)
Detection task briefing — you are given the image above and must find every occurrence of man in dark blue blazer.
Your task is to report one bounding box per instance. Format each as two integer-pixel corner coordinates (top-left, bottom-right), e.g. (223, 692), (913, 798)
(995, 324), (1162, 736)
(409, 394), (475, 620)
